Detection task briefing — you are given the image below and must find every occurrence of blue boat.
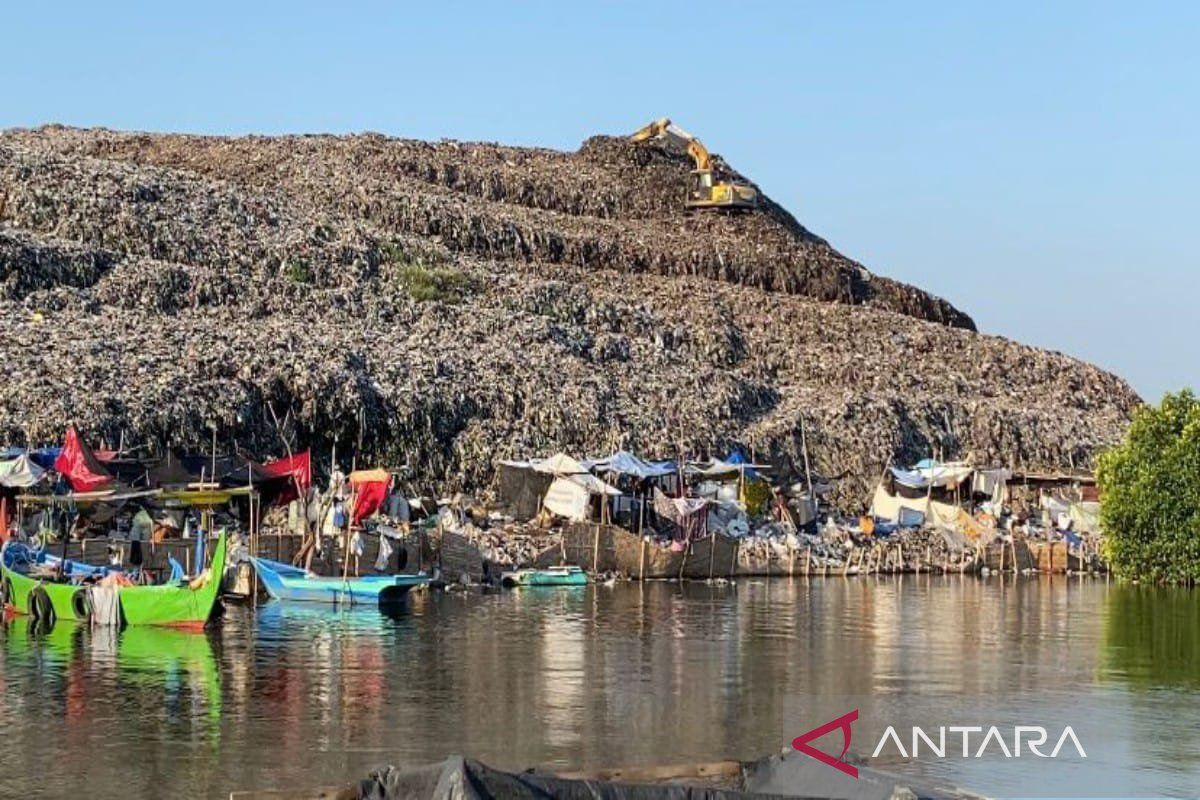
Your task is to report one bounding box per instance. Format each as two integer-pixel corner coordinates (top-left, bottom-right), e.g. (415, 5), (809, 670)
(249, 557), (428, 606)
(500, 565), (588, 587)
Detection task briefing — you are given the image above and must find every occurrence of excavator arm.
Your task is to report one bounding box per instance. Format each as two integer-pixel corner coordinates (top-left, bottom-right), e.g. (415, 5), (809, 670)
(628, 117), (756, 210)
(629, 117), (711, 171)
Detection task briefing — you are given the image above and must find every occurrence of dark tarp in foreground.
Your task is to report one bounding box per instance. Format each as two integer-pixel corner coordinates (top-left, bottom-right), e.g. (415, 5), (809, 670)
(351, 752), (980, 800)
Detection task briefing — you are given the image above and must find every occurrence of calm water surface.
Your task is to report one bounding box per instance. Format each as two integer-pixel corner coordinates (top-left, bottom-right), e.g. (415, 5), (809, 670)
(2, 576), (1199, 799)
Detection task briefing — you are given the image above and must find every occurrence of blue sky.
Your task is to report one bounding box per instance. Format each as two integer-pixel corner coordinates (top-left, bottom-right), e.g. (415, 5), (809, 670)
(6, 2), (1196, 400)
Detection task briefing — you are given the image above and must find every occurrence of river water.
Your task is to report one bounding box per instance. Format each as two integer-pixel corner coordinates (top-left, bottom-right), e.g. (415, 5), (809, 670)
(1, 575), (1198, 799)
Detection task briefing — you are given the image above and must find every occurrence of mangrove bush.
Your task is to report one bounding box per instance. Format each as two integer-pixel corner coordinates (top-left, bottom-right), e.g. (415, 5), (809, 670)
(1098, 390), (1200, 583)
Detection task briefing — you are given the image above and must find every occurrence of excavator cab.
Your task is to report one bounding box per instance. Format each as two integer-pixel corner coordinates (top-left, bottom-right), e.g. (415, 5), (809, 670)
(630, 117), (759, 211)
(687, 169), (758, 210)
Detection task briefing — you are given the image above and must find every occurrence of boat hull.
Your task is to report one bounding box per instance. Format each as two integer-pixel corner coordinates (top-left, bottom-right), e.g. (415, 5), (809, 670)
(251, 557), (428, 606)
(501, 568), (588, 587)
(0, 532), (227, 628)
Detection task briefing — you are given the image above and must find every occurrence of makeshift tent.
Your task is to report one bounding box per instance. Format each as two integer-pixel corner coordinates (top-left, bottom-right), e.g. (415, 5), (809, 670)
(542, 473), (620, 522)
(870, 486), (962, 529)
(531, 452), (588, 476)
(0, 454), (46, 488)
(897, 460), (974, 490)
(589, 450), (675, 478)
(145, 455), (196, 488)
(54, 426), (113, 492)
(222, 451), (312, 506)
(687, 456), (770, 478)
(261, 451), (311, 497)
(349, 468), (390, 526)
(971, 468), (1011, 500)
(28, 448), (61, 470)
(496, 461), (554, 520)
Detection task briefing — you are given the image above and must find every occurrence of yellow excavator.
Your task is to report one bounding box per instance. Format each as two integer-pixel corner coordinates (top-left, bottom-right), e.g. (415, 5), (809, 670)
(629, 117), (759, 210)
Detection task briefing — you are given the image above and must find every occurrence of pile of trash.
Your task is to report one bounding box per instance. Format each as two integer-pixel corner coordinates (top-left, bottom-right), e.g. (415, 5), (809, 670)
(0, 127), (1140, 508)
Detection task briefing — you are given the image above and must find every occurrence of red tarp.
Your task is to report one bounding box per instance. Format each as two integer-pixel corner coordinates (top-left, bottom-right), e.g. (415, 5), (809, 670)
(54, 426), (113, 492)
(349, 469), (390, 526)
(260, 451), (311, 506)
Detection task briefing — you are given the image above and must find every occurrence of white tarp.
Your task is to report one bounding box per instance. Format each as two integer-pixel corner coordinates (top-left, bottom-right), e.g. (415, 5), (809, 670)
(542, 474), (620, 521)
(686, 458), (769, 478)
(532, 452), (588, 476)
(590, 450), (675, 478)
(0, 454), (46, 488)
(870, 486), (963, 529)
(893, 461), (974, 490)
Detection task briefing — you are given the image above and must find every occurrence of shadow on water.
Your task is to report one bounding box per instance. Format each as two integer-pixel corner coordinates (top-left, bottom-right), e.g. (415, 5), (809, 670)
(1103, 583), (1200, 688)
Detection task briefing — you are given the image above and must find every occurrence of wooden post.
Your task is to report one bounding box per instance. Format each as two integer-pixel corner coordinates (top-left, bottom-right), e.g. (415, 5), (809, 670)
(709, 534), (716, 580)
(592, 523), (601, 573)
(638, 491), (648, 578)
(805, 547), (812, 576)
(999, 540), (1005, 573)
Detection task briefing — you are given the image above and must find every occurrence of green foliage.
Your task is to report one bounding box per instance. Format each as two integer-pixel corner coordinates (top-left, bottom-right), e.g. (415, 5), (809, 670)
(396, 262), (475, 303)
(1097, 390), (1200, 583)
(285, 259), (312, 284)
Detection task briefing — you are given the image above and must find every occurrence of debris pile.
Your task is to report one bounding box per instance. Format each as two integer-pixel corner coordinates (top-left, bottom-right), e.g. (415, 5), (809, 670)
(0, 125), (1140, 507)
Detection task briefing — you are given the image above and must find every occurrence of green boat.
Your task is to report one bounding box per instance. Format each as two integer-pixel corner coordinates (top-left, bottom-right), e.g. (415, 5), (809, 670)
(500, 565), (588, 587)
(0, 532), (227, 630)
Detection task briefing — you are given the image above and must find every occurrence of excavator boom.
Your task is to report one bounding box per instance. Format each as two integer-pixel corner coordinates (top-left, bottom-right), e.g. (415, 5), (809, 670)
(628, 117), (756, 210)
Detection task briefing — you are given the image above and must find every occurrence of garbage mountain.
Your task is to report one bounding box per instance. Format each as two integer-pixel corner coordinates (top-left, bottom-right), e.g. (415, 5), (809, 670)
(0, 125), (1139, 505)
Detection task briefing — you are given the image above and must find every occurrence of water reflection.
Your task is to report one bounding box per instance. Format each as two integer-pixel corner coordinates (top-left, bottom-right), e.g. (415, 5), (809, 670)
(0, 578), (1199, 798)
(1103, 583), (1200, 688)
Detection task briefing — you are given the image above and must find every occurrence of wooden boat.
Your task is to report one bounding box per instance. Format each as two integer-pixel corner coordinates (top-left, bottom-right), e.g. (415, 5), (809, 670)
(0, 532), (227, 629)
(250, 557), (428, 606)
(500, 565), (587, 587)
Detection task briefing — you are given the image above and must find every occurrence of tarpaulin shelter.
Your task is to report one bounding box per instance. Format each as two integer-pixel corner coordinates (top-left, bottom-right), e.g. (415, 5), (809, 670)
(901, 460), (974, 489)
(0, 454), (46, 488)
(870, 485), (963, 529)
(543, 473), (620, 522)
(145, 455), (196, 488)
(687, 456), (770, 478)
(496, 460), (554, 521)
(531, 452), (588, 476)
(260, 451), (311, 505)
(221, 451), (312, 506)
(54, 426), (114, 492)
(590, 450), (675, 479)
(349, 468), (390, 526)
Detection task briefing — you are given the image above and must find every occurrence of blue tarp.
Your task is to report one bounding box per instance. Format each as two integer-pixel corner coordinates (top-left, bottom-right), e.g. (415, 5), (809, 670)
(0, 447), (62, 469)
(590, 450), (675, 479)
(29, 448), (62, 470)
(725, 450), (760, 479)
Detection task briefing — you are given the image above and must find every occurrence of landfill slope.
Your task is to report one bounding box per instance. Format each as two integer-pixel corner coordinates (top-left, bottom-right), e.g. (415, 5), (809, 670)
(0, 125), (1139, 504)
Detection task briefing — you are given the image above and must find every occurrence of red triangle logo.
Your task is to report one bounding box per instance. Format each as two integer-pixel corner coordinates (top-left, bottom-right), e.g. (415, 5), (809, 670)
(791, 709), (859, 779)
